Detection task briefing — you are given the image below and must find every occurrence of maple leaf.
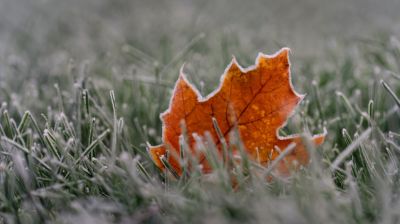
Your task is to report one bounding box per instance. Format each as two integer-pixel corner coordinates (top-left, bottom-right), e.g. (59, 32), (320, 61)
(149, 48), (325, 176)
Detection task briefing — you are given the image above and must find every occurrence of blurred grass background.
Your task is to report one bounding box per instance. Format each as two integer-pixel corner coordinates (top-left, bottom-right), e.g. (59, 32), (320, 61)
(1, 0), (400, 223)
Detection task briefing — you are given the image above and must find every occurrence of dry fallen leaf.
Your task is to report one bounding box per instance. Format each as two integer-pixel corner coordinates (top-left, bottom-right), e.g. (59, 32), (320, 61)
(149, 48), (325, 176)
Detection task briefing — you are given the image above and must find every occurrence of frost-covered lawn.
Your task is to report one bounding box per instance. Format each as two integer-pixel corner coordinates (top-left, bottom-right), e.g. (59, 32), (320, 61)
(1, 1), (400, 223)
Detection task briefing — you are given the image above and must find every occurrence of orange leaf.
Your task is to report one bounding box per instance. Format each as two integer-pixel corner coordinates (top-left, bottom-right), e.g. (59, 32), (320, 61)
(149, 48), (326, 176)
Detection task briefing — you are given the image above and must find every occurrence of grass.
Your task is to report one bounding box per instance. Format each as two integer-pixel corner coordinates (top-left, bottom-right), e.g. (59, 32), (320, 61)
(1, 1), (400, 223)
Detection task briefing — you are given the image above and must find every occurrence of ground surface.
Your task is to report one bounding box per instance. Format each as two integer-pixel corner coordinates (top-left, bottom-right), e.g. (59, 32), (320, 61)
(1, 0), (400, 223)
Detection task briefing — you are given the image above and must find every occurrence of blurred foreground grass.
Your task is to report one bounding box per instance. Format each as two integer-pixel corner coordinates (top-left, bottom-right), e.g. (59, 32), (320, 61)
(1, 0), (400, 223)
